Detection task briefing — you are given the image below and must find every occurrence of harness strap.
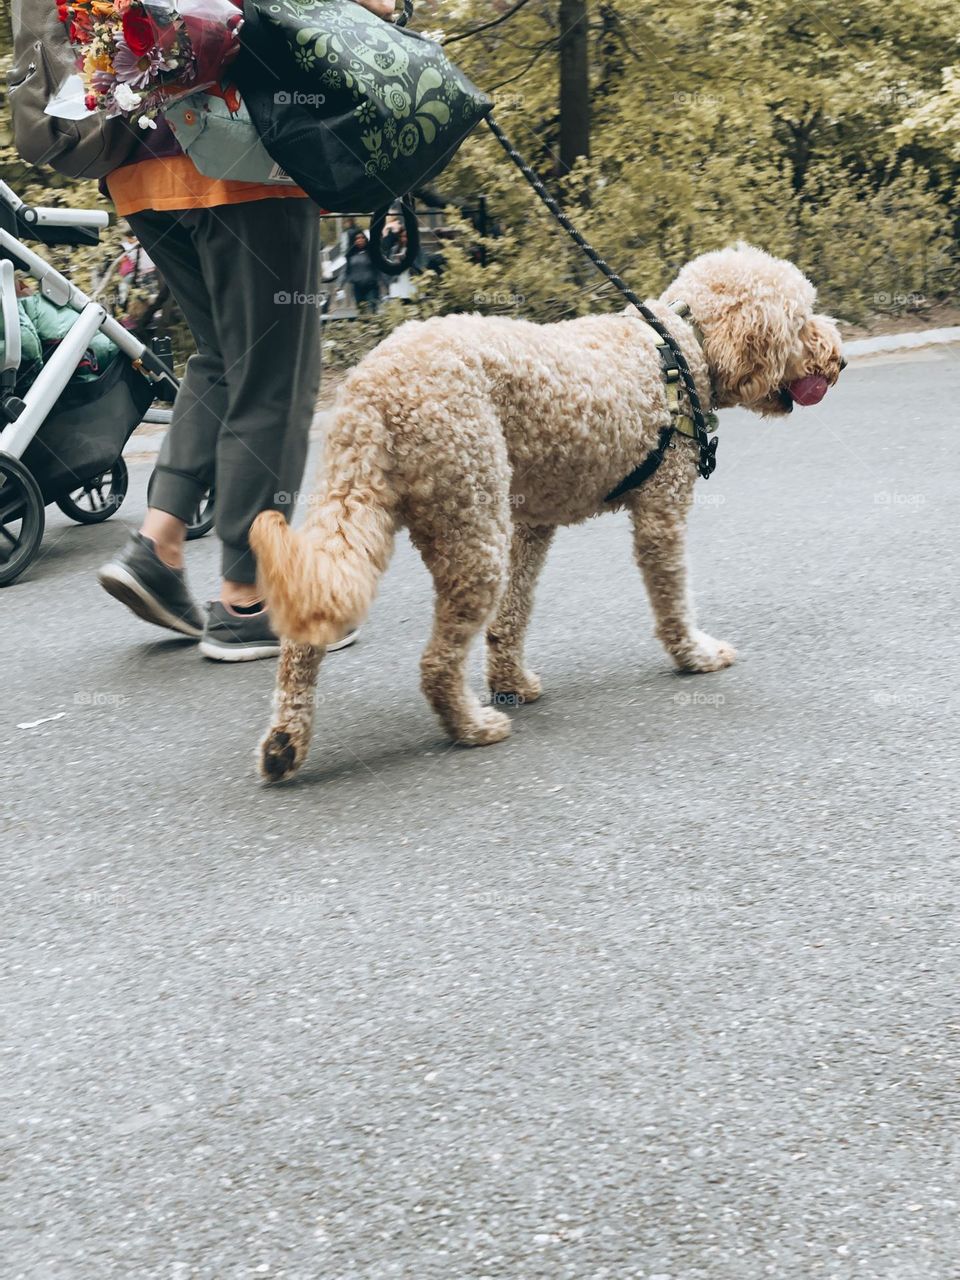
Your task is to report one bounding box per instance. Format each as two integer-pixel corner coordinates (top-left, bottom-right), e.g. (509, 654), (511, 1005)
(604, 426), (676, 503)
(602, 333), (718, 503)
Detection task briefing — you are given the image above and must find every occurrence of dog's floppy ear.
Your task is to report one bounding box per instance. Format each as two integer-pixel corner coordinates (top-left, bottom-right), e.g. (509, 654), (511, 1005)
(708, 292), (800, 407)
(666, 245), (817, 409)
(797, 312), (843, 376)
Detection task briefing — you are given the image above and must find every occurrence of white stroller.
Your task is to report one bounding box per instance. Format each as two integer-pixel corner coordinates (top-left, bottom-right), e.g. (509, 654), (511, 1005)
(0, 179), (211, 586)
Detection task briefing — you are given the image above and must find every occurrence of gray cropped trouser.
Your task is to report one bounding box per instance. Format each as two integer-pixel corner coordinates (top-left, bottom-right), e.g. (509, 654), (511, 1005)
(128, 198), (322, 584)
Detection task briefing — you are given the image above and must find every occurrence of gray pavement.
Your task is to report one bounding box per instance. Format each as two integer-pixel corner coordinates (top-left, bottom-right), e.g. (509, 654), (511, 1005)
(3, 349), (958, 1279)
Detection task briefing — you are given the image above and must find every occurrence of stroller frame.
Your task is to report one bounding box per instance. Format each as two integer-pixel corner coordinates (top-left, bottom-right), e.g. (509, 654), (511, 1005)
(0, 179), (181, 585)
(0, 178), (177, 459)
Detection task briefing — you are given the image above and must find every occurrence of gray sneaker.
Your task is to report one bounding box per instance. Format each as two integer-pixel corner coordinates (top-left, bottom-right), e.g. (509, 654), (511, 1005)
(97, 533), (204, 638)
(199, 601), (282, 662)
(199, 602), (360, 662)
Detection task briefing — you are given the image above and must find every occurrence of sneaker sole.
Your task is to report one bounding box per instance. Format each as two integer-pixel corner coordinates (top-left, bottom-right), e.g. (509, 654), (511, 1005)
(98, 564), (203, 639)
(328, 630), (359, 652)
(199, 639), (283, 662)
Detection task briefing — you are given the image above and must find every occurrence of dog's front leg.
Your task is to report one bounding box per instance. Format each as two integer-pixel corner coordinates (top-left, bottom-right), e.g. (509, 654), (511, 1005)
(259, 640), (325, 781)
(630, 506), (736, 673)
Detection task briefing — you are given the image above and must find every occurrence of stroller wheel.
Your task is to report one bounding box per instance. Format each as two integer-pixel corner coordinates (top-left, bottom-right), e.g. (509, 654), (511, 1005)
(0, 453), (45, 587)
(56, 458), (129, 524)
(185, 486), (215, 541)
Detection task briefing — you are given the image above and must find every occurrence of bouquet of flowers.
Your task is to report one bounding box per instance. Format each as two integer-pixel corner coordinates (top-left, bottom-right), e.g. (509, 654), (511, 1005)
(58, 0), (244, 129)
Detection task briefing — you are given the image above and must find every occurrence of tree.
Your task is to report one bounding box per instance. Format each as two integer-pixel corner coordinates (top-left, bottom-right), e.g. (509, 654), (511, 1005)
(558, 0), (590, 176)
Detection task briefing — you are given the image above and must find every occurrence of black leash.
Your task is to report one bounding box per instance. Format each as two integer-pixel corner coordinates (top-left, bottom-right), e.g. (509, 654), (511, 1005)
(383, 0), (718, 494)
(483, 115), (718, 490)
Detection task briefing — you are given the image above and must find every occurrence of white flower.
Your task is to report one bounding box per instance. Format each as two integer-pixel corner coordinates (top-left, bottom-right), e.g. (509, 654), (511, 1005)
(113, 83), (141, 113)
(137, 115), (158, 130)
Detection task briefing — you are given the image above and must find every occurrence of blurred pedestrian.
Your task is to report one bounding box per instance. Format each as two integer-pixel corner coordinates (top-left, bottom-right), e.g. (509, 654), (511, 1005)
(344, 232), (382, 313)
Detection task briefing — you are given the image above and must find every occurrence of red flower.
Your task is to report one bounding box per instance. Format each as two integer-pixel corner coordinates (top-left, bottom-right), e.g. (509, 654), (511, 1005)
(121, 6), (157, 57)
(84, 94), (98, 111)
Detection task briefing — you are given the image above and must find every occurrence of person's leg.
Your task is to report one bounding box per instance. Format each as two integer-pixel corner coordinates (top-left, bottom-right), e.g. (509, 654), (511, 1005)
(190, 199), (322, 601)
(98, 207), (226, 637)
(125, 208), (227, 571)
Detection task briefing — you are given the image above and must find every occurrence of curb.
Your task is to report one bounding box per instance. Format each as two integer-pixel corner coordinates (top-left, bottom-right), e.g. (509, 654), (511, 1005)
(125, 408), (330, 461)
(844, 326), (960, 361)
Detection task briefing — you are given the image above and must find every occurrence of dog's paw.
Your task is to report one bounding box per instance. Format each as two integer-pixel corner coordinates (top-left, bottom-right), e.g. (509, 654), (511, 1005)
(259, 727), (305, 782)
(454, 707), (512, 747)
(488, 667), (543, 704)
(675, 631), (737, 674)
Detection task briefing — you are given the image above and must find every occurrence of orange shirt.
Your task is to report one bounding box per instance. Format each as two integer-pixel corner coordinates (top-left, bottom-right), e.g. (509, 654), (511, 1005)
(107, 154), (309, 217)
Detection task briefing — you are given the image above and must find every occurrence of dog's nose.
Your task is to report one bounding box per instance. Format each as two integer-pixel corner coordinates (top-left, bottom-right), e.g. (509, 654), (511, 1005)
(839, 357), (848, 372)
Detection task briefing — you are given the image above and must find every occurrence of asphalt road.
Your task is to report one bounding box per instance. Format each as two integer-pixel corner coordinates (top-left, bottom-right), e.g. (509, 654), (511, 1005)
(3, 349), (958, 1279)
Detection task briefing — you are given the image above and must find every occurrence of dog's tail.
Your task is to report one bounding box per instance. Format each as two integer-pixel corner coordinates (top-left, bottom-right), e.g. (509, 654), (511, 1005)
(250, 393), (396, 648)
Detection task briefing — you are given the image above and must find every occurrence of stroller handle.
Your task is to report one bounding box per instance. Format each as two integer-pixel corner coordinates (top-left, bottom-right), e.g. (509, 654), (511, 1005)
(21, 206), (109, 231)
(1, 260), (23, 376)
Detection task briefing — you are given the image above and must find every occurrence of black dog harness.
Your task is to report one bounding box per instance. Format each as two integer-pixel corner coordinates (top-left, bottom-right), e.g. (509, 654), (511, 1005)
(605, 304), (719, 503)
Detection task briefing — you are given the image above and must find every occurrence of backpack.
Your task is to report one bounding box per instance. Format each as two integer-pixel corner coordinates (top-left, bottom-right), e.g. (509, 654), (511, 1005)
(8, 0), (139, 179)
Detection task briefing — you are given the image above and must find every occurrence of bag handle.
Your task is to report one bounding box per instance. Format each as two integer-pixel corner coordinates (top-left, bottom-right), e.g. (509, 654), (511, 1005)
(365, 4), (416, 273)
(368, 197), (420, 276)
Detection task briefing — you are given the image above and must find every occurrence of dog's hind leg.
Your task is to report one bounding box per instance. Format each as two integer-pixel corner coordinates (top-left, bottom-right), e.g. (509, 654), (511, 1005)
(259, 640), (324, 782)
(413, 515), (512, 746)
(630, 505), (736, 673)
(486, 521), (555, 704)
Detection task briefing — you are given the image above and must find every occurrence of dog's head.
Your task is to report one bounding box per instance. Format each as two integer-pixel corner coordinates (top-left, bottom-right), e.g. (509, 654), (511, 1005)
(661, 244), (844, 416)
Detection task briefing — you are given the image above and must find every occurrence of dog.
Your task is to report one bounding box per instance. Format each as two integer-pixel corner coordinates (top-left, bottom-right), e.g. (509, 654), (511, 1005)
(250, 243), (844, 781)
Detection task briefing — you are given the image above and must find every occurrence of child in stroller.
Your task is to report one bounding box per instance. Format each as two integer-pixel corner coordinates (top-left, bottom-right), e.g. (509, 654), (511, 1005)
(0, 179), (211, 586)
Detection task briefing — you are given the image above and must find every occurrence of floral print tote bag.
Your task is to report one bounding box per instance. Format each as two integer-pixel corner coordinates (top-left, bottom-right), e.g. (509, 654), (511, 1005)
(235, 0), (493, 212)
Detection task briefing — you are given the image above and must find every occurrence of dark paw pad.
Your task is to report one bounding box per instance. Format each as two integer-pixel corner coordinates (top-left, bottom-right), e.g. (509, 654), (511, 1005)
(262, 730), (297, 781)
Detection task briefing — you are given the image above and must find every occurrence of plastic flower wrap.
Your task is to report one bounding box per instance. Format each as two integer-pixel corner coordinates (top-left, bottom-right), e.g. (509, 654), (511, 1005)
(59, 0), (244, 129)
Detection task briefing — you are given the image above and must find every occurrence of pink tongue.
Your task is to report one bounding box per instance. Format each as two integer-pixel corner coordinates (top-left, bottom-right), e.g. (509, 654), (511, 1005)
(788, 374), (829, 406)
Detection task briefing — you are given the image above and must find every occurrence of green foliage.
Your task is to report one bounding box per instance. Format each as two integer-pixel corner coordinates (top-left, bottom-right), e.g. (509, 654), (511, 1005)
(421, 0), (960, 324)
(2, 0), (957, 371)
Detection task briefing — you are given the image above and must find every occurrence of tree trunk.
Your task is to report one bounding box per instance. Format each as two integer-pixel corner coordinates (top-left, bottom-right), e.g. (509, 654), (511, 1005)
(558, 0), (590, 177)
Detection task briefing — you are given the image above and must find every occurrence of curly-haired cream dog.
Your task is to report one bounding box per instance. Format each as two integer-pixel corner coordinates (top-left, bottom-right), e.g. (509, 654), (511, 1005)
(251, 244), (843, 781)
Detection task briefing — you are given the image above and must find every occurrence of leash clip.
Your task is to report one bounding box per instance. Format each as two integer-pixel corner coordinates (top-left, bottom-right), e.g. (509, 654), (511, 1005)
(698, 436), (719, 478)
